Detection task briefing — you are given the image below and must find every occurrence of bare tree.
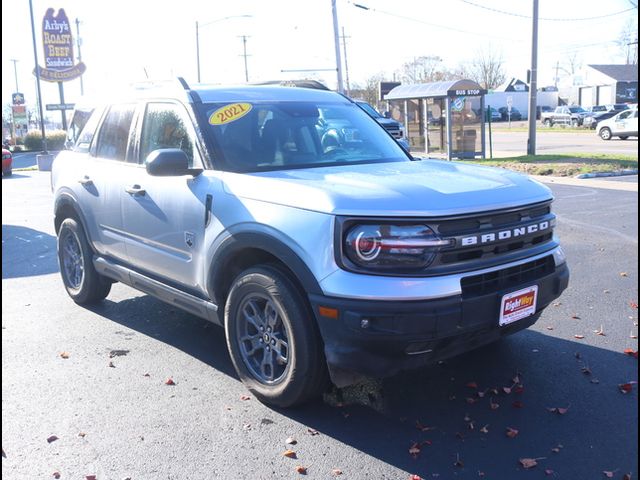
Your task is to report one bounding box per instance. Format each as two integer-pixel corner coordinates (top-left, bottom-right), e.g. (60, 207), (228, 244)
(350, 72), (388, 108)
(465, 48), (507, 90)
(617, 17), (638, 65)
(397, 56), (452, 84)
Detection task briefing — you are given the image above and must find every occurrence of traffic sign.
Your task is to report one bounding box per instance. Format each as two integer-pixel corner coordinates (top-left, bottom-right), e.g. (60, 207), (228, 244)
(46, 103), (75, 111)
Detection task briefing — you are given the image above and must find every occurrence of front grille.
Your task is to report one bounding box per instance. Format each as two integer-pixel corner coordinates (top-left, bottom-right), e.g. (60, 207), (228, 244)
(460, 256), (554, 298)
(382, 125), (402, 138)
(427, 202), (556, 272)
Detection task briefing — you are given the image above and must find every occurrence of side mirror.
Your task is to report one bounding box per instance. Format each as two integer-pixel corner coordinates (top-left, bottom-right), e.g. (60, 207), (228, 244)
(145, 149), (201, 176)
(383, 111), (392, 119)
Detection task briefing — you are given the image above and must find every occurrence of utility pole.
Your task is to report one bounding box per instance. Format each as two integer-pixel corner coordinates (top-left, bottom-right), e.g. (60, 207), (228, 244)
(195, 21), (201, 82)
(340, 27), (351, 96)
(238, 35), (250, 82)
(554, 60), (559, 88)
(75, 18), (84, 95)
(527, 0), (539, 155)
(330, 0), (345, 93)
(10, 59), (19, 92)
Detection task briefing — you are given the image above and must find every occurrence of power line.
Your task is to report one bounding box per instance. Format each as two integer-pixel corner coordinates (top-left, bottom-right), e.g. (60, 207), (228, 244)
(458, 0), (635, 21)
(349, 1), (525, 42)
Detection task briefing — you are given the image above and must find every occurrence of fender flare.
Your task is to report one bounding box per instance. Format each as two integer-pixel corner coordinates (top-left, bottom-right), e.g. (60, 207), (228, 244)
(207, 231), (323, 302)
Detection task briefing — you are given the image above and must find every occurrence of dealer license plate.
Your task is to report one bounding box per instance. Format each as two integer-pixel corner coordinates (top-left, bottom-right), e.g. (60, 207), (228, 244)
(499, 286), (538, 327)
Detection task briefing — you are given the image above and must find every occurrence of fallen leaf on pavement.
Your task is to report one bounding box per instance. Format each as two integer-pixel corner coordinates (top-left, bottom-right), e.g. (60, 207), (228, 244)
(574, 335), (585, 339)
(630, 301), (638, 309)
(623, 474), (632, 480)
(307, 428), (319, 436)
(466, 382), (478, 389)
(514, 385), (525, 394)
(409, 442), (421, 458)
(619, 382), (636, 394)
(466, 397), (477, 405)
(47, 435), (59, 443)
(143, 373), (150, 377)
(331, 469), (343, 476)
(506, 427), (519, 438)
(164, 378), (175, 386)
(286, 437), (297, 445)
(502, 386), (512, 394)
(283, 449), (297, 458)
(85, 476), (97, 480)
(603, 471), (616, 478)
(480, 425), (489, 434)
(581, 366), (592, 375)
(620, 272), (628, 277)
(454, 453), (464, 468)
(512, 374), (521, 384)
(593, 325), (606, 336)
(295, 465), (307, 474)
(624, 349), (638, 358)
(52, 472), (61, 479)
(240, 395), (250, 401)
(519, 458), (543, 469)
(415, 421), (435, 432)
(490, 398), (500, 410)
(78, 432), (86, 437)
(547, 406), (570, 415)
(59, 352), (70, 359)
(546, 326), (554, 330)
(545, 469), (554, 476)
(408, 475), (422, 480)
(571, 314), (581, 320)
(512, 401), (524, 409)
(630, 332), (638, 339)
(108, 361), (115, 368)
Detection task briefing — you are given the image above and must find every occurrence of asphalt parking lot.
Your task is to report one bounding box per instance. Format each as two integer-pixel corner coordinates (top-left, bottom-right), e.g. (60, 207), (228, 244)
(2, 171), (638, 479)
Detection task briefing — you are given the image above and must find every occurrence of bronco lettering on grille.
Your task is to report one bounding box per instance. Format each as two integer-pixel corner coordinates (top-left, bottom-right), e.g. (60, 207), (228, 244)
(460, 221), (550, 246)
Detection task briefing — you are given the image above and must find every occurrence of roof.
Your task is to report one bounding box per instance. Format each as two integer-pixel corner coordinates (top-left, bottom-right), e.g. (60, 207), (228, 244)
(385, 79), (485, 100)
(193, 85), (346, 103)
(588, 65), (638, 82)
(494, 78), (529, 92)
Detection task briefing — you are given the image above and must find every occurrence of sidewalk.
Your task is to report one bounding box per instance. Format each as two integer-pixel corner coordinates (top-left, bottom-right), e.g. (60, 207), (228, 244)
(531, 174), (638, 192)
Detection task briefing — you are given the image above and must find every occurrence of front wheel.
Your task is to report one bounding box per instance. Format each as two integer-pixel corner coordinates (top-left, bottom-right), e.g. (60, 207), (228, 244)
(571, 118), (579, 127)
(2, 168), (11, 177)
(543, 119), (552, 127)
(224, 265), (328, 407)
(599, 127), (612, 140)
(57, 218), (111, 304)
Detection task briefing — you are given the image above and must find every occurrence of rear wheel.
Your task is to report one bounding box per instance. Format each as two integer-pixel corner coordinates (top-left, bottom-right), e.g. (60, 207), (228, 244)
(57, 218), (111, 304)
(599, 127), (612, 140)
(224, 265), (328, 407)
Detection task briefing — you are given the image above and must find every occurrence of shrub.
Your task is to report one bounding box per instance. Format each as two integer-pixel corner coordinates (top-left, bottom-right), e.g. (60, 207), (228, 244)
(23, 130), (67, 151)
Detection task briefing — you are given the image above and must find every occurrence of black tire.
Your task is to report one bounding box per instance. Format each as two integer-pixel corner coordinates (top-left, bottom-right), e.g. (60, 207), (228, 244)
(57, 217), (111, 304)
(2, 168), (11, 177)
(224, 265), (328, 407)
(543, 119), (552, 127)
(599, 127), (612, 141)
(619, 135), (629, 140)
(571, 118), (579, 127)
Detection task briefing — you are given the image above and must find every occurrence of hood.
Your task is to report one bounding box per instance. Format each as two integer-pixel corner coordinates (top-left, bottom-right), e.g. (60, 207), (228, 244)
(375, 117), (402, 128)
(221, 160), (553, 217)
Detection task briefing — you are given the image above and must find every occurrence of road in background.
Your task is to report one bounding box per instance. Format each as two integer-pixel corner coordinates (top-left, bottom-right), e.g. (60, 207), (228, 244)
(2, 171), (638, 479)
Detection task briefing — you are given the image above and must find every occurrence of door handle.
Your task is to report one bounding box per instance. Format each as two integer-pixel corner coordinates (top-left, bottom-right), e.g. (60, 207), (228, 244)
(125, 185), (146, 196)
(78, 175), (93, 186)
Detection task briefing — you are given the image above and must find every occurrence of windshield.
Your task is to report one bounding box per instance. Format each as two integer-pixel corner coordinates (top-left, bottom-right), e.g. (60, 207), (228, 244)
(198, 101), (409, 172)
(569, 107), (586, 113)
(356, 102), (382, 118)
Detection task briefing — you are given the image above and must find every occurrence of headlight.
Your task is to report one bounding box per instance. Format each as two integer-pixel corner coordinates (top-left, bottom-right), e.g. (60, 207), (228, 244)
(343, 224), (452, 271)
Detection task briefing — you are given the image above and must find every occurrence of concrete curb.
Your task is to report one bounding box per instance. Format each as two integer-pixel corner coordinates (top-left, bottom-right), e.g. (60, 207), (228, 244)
(575, 169), (638, 179)
(532, 174), (638, 192)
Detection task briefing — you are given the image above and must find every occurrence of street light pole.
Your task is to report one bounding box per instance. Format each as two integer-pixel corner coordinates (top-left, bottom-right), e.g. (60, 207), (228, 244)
(10, 59), (19, 92)
(527, 0), (539, 155)
(330, 0), (345, 93)
(195, 15), (252, 84)
(196, 20), (201, 82)
(75, 18), (84, 95)
(28, 0), (47, 153)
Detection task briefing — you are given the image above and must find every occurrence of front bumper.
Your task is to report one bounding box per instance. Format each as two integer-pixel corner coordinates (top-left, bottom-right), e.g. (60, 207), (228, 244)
(310, 258), (569, 380)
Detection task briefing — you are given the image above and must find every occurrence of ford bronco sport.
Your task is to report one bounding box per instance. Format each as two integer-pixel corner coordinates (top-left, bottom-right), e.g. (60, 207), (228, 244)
(52, 79), (569, 407)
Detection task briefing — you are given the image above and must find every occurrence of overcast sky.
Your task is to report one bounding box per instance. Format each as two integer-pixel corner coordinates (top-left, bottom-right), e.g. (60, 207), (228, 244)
(2, 0), (637, 113)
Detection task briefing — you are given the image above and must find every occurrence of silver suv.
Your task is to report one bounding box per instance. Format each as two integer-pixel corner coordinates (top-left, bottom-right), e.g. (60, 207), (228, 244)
(52, 80), (569, 407)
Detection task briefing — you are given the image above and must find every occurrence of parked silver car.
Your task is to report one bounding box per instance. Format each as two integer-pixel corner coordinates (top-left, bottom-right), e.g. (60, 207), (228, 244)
(52, 80), (569, 407)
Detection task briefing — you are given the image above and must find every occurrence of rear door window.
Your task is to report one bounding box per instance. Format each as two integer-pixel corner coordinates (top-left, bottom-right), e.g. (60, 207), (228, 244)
(94, 104), (135, 161)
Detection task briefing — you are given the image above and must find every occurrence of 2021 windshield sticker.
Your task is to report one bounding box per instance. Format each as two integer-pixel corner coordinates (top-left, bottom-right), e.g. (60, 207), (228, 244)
(209, 103), (252, 125)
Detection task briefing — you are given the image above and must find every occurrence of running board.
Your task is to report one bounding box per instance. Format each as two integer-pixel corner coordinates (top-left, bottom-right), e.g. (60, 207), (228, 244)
(93, 256), (221, 325)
